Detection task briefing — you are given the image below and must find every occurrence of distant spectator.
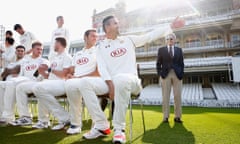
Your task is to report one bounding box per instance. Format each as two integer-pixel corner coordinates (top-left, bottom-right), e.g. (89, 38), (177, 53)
(156, 33), (184, 123)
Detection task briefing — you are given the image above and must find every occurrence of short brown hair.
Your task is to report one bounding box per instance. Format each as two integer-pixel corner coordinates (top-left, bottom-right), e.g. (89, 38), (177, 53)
(55, 37), (67, 48)
(84, 29), (96, 38)
(32, 41), (42, 48)
(56, 16), (63, 21)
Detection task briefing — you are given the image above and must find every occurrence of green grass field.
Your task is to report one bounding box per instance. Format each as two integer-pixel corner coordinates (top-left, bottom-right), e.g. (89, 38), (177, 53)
(0, 106), (239, 144)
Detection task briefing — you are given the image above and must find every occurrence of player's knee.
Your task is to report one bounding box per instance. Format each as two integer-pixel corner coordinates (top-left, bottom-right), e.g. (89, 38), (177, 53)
(113, 75), (131, 89)
(32, 84), (46, 95)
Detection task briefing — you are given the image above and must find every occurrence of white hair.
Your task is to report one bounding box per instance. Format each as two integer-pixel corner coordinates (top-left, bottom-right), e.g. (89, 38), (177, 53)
(165, 33), (176, 41)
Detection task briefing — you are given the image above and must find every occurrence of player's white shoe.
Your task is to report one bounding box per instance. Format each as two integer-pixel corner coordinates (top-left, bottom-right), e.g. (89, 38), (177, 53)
(11, 116), (32, 126)
(113, 129), (126, 144)
(83, 127), (111, 139)
(32, 121), (50, 129)
(52, 121), (70, 130)
(66, 125), (81, 134)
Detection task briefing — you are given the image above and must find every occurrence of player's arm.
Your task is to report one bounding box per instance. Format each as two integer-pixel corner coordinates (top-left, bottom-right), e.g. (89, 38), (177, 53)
(51, 67), (71, 79)
(129, 17), (185, 48)
(66, 66), (74, 79)
(96, 47), (114, 100)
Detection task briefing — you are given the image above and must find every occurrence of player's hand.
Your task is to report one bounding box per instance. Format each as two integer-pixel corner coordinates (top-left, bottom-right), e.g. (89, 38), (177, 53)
(66, 73), (75, 79)
(106, 80), (114, 101)
(38, 64), (48, 75)
(171, 16), (185, 29)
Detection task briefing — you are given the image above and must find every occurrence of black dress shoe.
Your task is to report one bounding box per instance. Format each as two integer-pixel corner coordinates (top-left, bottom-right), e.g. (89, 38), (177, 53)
(163, 118), (169, 123)
(174, 118), (183, 123)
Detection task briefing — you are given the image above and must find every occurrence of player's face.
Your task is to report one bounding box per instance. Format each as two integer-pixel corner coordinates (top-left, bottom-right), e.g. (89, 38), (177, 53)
(86, 31), (97, 46)
(57, 18), (64, 26)
(15, 48), (25, 59)
(15, 28), (24, 35)
(54, 41), (63, 52)
(32, 45), (43, 57)
(107, 18), (120, 35)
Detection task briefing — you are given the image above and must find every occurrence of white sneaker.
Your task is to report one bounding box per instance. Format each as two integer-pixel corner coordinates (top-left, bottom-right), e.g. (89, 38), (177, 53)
(32, 121), (50, 129)
(11, 117), (32, 126)
(113, 129), (126, 144)
(83, 127), (111, 139)
(52, 121), (70, 131)
(66, 125), (81, 134)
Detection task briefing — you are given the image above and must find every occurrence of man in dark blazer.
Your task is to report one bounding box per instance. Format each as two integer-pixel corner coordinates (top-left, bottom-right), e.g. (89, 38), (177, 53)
(156, 33), (184, 123)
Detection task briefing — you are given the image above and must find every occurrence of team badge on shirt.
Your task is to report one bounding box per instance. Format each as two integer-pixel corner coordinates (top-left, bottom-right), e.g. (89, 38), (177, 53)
(25, 64), (37, 71)
(77, 57), (89, 65)
(110, 48), (127, 57)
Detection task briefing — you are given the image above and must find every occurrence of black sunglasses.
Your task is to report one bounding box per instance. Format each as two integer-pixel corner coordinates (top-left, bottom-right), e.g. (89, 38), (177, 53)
(166, 38), (173, 41)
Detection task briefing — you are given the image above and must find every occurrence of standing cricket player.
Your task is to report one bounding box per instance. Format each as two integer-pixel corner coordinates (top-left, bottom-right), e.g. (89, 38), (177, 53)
(11, 41), (49, 126)
(48, 16), (69, 60)
(65, 29), (110, 135)
(14, 24), (36, 55)
(32, 37), (72, 129)
(94, 15), (185, 144)
(0, 45), (25, 124)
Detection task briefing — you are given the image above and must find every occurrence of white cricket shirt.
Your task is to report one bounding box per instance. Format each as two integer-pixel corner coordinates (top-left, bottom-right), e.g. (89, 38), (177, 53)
(72, 46), (97, 77)
(48, 52), (72, 80)
(19, 31), (36, 52)
(19, 56), (49, 80)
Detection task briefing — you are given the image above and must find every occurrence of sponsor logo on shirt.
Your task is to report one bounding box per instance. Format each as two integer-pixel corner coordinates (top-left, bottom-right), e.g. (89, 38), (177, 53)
(25, 64), (37, 71)
(20, 39), (26, 44)
(76, 57), (89, 65)
(110, 48), (127, 57)
(54, 32), (62, 36)
(51, 62), (57, 68)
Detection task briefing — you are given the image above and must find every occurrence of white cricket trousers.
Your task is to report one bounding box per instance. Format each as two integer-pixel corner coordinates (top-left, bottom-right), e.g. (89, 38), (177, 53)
(0, 82), (6, 118)
(65, 77), (109, 129)
(0, 77), (30, 120)
(33, 80), (69, 123)
(112, 74), (142, 130)
(16, 80), (43, 118)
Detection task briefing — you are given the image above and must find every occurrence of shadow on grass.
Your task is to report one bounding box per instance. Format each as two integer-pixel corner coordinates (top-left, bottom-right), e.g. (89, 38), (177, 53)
(142, 122), (195, 144)
(0, 126), (65, 144)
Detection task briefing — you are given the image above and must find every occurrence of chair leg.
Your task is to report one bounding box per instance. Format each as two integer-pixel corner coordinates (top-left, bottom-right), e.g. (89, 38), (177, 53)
(140, 100), (146, 133)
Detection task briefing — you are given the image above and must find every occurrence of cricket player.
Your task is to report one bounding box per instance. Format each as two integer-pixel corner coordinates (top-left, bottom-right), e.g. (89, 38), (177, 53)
(65, 29), (110, 135)
(14, 24), (36, 55)
(0, 37), (16, 68)
(32, 37), (72, 130)
(0, 45), (25, 124)
(11, 41), (49, 126)
(48, 16), (69, 60)
(91, 15), (184, 144)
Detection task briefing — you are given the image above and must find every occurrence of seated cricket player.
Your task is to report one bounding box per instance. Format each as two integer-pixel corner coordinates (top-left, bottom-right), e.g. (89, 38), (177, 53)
(65, 29), (110, 135)
(11, 41), (50, 126)
(92, 16), (184, 144)
(32, 37), (72, 130)
(0, 45), (26, 124)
